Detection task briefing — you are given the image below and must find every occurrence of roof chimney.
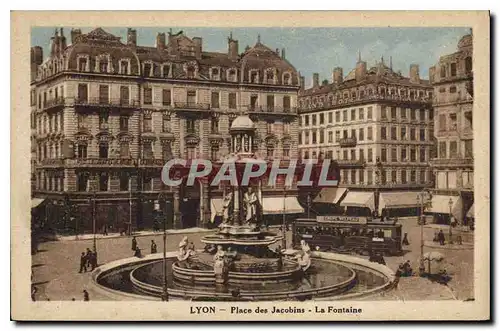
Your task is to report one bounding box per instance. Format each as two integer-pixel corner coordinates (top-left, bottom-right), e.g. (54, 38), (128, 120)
(71, 28), (81, 44)
(333, 67), (343, 85)
(156, 32), (166, 51)
(312, 73), (319, 88)
(127, 28), (137, 47)
(409, 64), (420, 84)
(281, 48), (286, 60)
(228, 34), (239, 60)
(192, 37), (202, 59)
(299, 75), (305, 90)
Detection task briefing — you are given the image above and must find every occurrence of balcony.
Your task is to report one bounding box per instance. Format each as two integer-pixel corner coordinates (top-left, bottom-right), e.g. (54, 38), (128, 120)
(43, 97), (65, 112)
(138, 158), (166, 167)
(74, 97), (140, 109)
(66, 158), (136, 167)
(338, 137), (357, 148)
(429, 157), (474, 168)
(245, 105), (298, 115)
(336, 159), (366, 168)
(173, 102), (211, 112)
(39, 158), (65, 167)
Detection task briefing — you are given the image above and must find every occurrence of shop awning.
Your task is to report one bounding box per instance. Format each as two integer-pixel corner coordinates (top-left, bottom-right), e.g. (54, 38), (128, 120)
(466, 204), (474, 218)
(210, 198), (224, 223)
(262, 197), (304, 215)
(31, 198), (45, 209)
(313, 187), (347, 204)
(379, 191), (420, 214)
(426, 195), (463, 220)
(340, 191), (375, 212)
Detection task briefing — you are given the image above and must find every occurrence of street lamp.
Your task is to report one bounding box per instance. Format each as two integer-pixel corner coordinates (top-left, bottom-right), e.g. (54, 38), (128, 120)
(448, 198), (454, 245)
(307, 193), (311, 219)
(417, 194), (425, 276)
(282, 187), (287, 249)
(91, 192), (97, 253)
(158, 192), (169, 302)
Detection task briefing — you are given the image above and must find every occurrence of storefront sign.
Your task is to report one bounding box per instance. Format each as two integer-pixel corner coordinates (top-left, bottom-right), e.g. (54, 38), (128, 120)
(316, 216), (368, 224)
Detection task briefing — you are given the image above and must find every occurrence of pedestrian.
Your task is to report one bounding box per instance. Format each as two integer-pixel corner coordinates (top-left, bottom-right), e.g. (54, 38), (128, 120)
(131, 236), (137, 251)
(90, 250), (98, 271)
(85, 248), (92, 268)
(31, 286), (37, 302)
(394, 264), (403, 289)
(71, 298), (75, 301)
(438, 230), (445, 245)
(79, 252), (87, 273)
(103, 224), (108, 236)
(402, 260), (413, 276)
(83, 290), (89, 301)
(151, 240), (157, 254)
(433, 231), (439, 242)
(134, 246), (142, 258)
(402, 233), (410, 245)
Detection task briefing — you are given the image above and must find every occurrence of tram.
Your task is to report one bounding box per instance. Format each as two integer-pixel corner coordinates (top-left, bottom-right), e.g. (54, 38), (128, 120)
(292, 216), (403, 256)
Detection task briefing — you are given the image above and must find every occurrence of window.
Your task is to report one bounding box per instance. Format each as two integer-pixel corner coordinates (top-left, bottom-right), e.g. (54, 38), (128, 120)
(391, 107), (397, 119)
(419, 109), (426, 121)
(99, 85), (109, 104)
(163, 64), (170, 78)
(99, 143), (109, 158)
(391, 127), (397, 140)
(77, 173), (88, 192)
(465, 140), (473, 158)
(142, 176), (153, 191)
(143, 115), (152, 132)
(381, 127), (387, 140)
(304, 115), (309, 126)
(419, 128), (426, 142)
(343, 130), (348, 138)
(283, 145), (290, 158)
(439, 114), (446, 131)
(283, 96), (291, 111)
(350, 169), (356, 184)
(465, 57), (472, 73)
(391, 170), (397, 183)
(298, 132), (302, 145)
(381, 170), (387, 185)
(335, 131), (340, 142)
(420, 170), (426, 184)
(359, 108), (364, 120)
(391, 148), (397, 162)
(211, 116), (219, 133)
(328, 112), (333, 123)
(367, 127), (373, 141)
(267, 121), (274, 134)
(228, 69), (236, 82)
(367, 107), (373, 119)
(450, 63), (457, 76)
(439, 142), (447, 158)
(120, 86), (130, 105)
(420, 147), (426, 162)
(78, 58), (87, 71)
(120, 174), (129, 191)
(250, 71), (258, 83)
(121, 60), (129, 75)
(266, 146), (275, 159)
(342, 170), (347, 184)
(312, 114), (317, 126)
(410, 109), (416, 120)
(144, 63), (152, 76)
(401, 170), (407, 184)
(162, 143), (173, 160)
(401, 147), (407, 161)
(440, 65), (446, 78)
(187, 90), (196, 106)
(186, 146), (196, 159)
(162, 115), (170, 133)
(99, 113), (109, 130)
(226, 92), (236, 110)
(359, 149), (365, 162)
(144, 87), (153, 105)
(312, 131), (317, 144)
(77, 144), (87, 158)
(250, 95), (258, 110)
(319, 113), (324, 125)
(449, 86), (457, 93)
(429, 109), (434, 120)
(450, 141), (458, 158)
(211, 91), (220, 108)
(368, 148), (373, 162)
(400, 127), (407, 140)
(120, 142), (129, 158)
(162, 89), (171, 106)
(410, 148), (416, 162)
(266, 70), (275, 83)
(120, 116), (129, 131)
(343, 110), (347, 122)
(99, 61), (108, 73)
(304, 131), (309, 144)
(77, 84), (88, 102)
(283, 122), (290, 135)
(359, 128), (364, 141)
(267, 95), (275, 112)
(335, 111), (340, 122)
(367, 170), (373, 185)
(350, 150), (356, 161)
(410, 128), (416, 141)
(351, 109), (356, 121)
(381, 106), (387, 119)
(211, 146), (219, 161)
(143, 142), (153, 159)
(351, 129), (356, 139)
(328, 131), (333, 143)
(187, 119), (196, 134)
(381, 149), (387, 162)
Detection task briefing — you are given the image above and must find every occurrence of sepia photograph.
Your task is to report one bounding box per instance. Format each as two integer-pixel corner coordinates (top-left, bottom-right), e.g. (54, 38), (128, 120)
(11, 11), (490, 321)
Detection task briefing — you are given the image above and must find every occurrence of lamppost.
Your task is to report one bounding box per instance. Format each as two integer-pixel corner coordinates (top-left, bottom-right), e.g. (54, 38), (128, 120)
(448, 198), (454, 245)
(282, 187), (287, 249)
(91, 192), (97, 253)
(417, 194), (425, 276)
(307, 193), (311, 219)
(158, 192), (169, 301)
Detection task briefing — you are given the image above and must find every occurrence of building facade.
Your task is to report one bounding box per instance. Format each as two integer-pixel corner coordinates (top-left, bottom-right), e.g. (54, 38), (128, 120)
(298, 56), (435, 216)
(428, 33), (474, 225)
(31, 28), (302, 233)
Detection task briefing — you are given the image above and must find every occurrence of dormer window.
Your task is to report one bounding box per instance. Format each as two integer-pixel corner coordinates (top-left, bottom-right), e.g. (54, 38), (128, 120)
(211, 68), (220, 80)
(144, 63), (152, 77)
(120, 60), (129, 75)
(100, 62), (108, 73)
(187, 66), (195, 79)
(250, 70), (259, 83)
(283, 73), (291, 85)
(266, 71), (274, 83)
(78, 57), (88, 72)
(162, 64), (170, 78)
(227, 69), (237, 82)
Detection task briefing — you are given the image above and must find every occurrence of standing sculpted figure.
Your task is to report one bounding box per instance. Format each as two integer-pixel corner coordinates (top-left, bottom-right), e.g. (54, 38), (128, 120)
(221, 191), (233, 225)
(243, 186), (259, 225)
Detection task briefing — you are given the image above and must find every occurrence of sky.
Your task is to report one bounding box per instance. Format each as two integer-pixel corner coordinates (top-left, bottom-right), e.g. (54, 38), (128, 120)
(32, 26), (471, 88)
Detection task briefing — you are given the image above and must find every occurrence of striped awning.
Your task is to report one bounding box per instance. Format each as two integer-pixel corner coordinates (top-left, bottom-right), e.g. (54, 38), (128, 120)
(262, 197), (304, 215)
(427, 195), (463, 220)
(379, 191), (420, 214)
(31, 198), (45, 209)
(340, 191), (375, 212)
(466, 204), (474, 218)
(314, 188), (347, 204)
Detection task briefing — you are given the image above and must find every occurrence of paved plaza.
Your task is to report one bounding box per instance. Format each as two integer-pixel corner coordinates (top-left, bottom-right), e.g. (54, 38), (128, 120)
(31, 217), (474, 302)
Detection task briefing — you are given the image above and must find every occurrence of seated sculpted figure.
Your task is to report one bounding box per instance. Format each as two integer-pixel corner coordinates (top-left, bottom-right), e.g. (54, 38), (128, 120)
(177, 236), (196, 262)
(295, 240), (312, 270)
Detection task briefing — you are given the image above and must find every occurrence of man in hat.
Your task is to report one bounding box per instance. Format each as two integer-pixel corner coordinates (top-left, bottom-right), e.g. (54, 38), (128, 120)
(151, 240), (157, 254)
(83, 290), (89, 301)
(79, 252), (87, 273)
(131, 236), (137, 251)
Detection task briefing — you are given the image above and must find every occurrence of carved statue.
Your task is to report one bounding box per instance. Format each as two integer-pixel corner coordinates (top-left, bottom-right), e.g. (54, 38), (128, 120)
(221, 191), (233, 224)
(177, 236), (196, 262)
(243, 186), (259, 225)
(295, 240), (312, 271)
